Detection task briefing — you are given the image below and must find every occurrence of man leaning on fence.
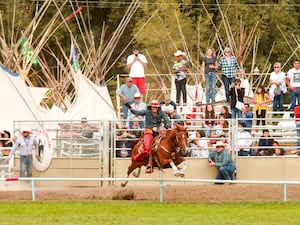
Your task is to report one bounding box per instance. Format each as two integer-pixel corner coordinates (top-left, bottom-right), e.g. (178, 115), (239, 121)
(208, 141), (236, 184)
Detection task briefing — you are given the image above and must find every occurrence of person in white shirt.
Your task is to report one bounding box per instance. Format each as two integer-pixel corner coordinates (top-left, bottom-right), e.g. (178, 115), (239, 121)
(126, 92), (147, 128)
(190, 130), (209, 157)
(286, 59), (300, 112)
(160, 94), (180, 121)
(236, 122), (253, 156)
(269, 62), (287, 112)
(126, 45), (148, 95)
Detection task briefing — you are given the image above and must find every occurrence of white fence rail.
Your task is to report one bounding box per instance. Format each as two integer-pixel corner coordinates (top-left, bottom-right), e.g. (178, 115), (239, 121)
(1, 177), (300, 202)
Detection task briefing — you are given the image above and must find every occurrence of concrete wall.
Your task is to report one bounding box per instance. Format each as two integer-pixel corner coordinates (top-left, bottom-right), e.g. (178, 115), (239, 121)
(13, 156), (300, 187)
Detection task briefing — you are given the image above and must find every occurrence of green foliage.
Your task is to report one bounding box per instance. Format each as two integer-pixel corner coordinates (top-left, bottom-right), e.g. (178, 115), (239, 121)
(0, 201), (299, 224)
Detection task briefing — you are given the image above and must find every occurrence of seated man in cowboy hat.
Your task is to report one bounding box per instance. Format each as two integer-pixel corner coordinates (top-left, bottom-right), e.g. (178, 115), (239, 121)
(208, 141), (236, 184)
(125, 99), (171, 173)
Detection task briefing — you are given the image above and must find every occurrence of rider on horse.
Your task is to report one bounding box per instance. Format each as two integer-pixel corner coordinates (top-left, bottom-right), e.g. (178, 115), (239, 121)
(125, 99), (171, 173)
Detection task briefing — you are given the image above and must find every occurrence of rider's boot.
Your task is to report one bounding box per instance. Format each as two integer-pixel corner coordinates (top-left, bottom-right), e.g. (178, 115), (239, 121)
(133, 132), (152, 162)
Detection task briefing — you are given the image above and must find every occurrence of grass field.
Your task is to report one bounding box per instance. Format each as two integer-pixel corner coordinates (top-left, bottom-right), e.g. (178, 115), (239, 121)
(0, 201), (299, 225)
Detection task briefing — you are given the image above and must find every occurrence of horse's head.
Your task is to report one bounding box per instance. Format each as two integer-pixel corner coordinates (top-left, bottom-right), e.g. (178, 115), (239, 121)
(173, 123), (188, 156)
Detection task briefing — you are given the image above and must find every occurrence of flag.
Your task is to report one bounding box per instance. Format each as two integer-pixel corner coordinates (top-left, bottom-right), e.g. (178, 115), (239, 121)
(21, 38), (38, 65)
(70, 41), (79, 73)
(65, 6), (83, 21)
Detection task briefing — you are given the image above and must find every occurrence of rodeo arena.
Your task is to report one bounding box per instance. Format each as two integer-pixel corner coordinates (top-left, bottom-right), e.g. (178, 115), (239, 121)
(1, 67), (300, 202)
(1, 1), (300, 204)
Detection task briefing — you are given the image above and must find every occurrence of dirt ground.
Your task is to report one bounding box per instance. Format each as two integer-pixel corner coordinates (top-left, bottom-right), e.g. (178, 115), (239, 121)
(1, 183), (300, 202)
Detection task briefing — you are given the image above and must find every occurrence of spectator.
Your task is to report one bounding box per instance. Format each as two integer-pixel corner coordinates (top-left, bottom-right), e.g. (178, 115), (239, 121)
(236, 122), (253, 156)
(126, 45), (148, 94)
(0, 130), (13, 156)
(294, 103), (300, 155)
(253, 86), (272, 126)
(286, 59), (300, 113)
(272, 141), (285, 156)
(79, 117), (94, 138)
(210, 115), (229, 145)
(202, 47), (218, 104)
(269, 62), (287, 113)
(189, 130), (209, 158)
(118, 77), (140, 124)
(172, 50), (189, 105)
(239, 103), (254, 133)
(217, 105), (231, 119)
(203, 103), (216, 137)
(130, 116), (143, 138)
(208, 141), (236, 184)
(229, 78), (245, 118)
(5, 127), (39, 177)
(116, 126), (135, 158)
(218, 47), (242, 103)
(125, 99), (171, 172)
(160, 94), (180, 121)
(126, 92), (147, 128)
(258, 129), (274, 156)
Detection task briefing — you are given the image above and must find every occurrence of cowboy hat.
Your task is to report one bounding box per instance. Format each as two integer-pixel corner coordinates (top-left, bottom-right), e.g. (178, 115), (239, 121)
(174, 50), (186, 57)
(22, 127), (32, 133)
(149, 100), (160, 108)
(134, 92), (141, 98)
(215, 141), (225, 147)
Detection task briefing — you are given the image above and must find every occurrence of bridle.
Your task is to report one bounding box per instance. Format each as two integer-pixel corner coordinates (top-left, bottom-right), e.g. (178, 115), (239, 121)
(159, 130), (188, 155)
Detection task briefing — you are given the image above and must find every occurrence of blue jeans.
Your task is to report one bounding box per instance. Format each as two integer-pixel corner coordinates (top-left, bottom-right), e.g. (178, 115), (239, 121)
(215, 165), (236, 180)
(290, 88), (300, 111)
(121, 101), (133, 125)
(222, 75), (236, 102)
(205, 73), (217, 103)
(296, 123), (300, 151)
(238, 150), (250, 156)
(273, 93), (284, 111)
(175, 78), (187, 104)
(231, 107), (242, 119)
(20, 155), (33, 177)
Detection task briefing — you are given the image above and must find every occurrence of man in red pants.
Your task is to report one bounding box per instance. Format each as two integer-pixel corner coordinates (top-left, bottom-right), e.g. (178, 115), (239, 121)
(125, 100), (171, 172)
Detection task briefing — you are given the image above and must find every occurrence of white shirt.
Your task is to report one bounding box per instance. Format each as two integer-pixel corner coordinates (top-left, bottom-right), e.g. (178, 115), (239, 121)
(127, 54), (148, 78)
(269, 71), (286, 99)
(236, 130), (253, 151)
(190, 139), (208, 158)
(161, 104), (175, 114)
(287, 68), (300, 88)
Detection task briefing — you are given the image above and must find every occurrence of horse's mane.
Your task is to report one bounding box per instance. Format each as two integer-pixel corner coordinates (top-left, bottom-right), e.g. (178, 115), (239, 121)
(164, 124), (185, 140)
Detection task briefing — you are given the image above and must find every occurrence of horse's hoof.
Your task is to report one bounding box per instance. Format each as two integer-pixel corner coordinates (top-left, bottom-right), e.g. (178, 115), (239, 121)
(174, 172), (181, 177)
(179, 172), (185, 177)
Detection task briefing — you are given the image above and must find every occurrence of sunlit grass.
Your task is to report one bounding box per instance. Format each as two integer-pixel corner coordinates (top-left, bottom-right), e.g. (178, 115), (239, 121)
(0, 201), (299, 225)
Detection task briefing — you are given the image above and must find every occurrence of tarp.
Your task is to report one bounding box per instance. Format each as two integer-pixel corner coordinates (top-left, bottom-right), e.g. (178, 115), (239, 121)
(0, 65), (117, 133)
(0, 65), (46, 132)
(64, 70), (117, 121)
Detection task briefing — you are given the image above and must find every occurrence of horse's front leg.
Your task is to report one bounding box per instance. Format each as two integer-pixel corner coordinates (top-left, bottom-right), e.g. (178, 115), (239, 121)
(169, 161), (181, 177)
(132, 167), (141, 177)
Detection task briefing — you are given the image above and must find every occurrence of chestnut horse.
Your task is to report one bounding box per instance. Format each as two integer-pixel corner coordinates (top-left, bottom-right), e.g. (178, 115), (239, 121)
(121, 123), (188, 187)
